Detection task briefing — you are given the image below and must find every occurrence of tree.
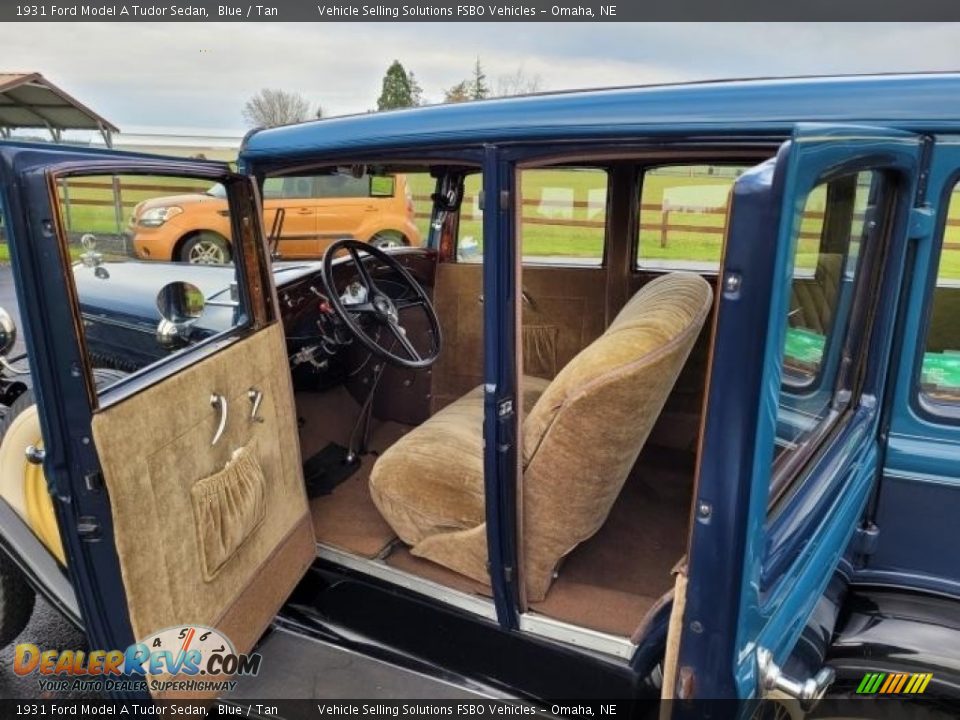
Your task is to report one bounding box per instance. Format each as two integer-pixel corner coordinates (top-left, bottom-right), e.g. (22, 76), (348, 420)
(443, 81), (471, 104)
(242, 88), (312, 127)
(377, 60), (419, 111)
(496, 66), (543, 96)
(408, 71), (424, 107)
(315, 106), (324, 120)
(469, 57), (489, 100)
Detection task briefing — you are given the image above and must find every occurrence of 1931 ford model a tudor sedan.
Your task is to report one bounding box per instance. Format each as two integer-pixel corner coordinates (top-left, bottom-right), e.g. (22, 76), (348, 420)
(0, 74), (959, 712)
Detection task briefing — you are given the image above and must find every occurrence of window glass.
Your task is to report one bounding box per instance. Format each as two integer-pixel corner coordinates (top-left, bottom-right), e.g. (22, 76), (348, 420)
(773, 170), (880, 476)
(519, 168), (606, 266)
(920, 183), (960, 406)
(637, 165), (747, 271)
(55, 174), (248, 382)
(456, 173), (484, 263)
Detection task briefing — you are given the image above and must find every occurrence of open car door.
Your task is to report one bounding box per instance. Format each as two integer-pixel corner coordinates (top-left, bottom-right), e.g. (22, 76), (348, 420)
(0, 143), (313, 699)
(661, 125), (924, 710)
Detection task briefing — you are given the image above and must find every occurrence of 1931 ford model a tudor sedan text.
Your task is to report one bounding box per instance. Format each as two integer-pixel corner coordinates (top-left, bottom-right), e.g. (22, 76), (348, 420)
(0, 74), (959, 712)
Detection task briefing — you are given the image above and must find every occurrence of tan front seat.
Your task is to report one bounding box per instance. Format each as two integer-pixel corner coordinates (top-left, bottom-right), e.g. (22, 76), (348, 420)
(370, 273), (713, 601)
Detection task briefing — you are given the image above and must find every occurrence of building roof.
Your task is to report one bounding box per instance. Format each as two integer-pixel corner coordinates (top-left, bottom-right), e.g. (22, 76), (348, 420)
(0, 72), (119, 138)
(242, 73), (960, 166)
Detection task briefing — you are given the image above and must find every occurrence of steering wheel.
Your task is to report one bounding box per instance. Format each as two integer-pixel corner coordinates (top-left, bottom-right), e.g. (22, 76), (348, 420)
(321, 238), (442, 370)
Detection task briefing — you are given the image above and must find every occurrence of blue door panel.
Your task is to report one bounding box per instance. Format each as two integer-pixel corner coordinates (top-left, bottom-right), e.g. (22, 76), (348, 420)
(676, 124), (922, 702)
(868, 138), (960, 598)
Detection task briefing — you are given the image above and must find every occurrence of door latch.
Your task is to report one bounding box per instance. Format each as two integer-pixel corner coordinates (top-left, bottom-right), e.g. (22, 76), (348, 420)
(757, 647), (834, 710)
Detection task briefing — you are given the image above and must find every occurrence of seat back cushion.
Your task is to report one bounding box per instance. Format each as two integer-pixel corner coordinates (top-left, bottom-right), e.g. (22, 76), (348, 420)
(521, 272), (713, 601)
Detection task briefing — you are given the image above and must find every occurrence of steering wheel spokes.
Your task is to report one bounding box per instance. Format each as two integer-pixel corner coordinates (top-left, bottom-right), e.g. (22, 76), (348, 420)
(322, 239), (442, 369)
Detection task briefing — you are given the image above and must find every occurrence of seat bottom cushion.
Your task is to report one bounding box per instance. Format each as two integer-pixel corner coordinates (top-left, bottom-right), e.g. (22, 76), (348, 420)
(369, 377), (549, 583)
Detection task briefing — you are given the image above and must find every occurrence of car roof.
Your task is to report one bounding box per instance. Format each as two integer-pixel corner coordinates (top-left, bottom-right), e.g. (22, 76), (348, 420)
(241, 73), (960, 165)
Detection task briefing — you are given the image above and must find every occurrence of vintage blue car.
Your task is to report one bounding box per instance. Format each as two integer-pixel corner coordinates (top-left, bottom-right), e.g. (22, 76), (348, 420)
(0, 73), (958, 712)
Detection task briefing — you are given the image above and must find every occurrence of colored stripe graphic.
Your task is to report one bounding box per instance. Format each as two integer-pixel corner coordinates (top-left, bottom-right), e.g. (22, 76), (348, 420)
(856, 671), (932, 694)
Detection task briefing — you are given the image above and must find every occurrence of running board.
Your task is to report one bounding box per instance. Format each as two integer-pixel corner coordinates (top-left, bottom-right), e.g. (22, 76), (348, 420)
(224, 626), (497, 701)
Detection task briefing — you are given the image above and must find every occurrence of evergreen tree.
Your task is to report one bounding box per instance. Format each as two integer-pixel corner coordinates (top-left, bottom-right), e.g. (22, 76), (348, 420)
(470, 57), (489, 100)
(377, 60), (416, 111)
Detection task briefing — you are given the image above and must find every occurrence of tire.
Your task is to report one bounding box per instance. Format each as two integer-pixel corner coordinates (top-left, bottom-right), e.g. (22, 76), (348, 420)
(369, 230), (407, 249)
(0, 549), (34, 649)
(178, 232), (232, 265)
(0, 391), (37, 649)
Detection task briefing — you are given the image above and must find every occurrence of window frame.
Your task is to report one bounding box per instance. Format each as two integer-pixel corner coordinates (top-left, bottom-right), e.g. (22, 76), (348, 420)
(768, 167), (900, 510)
(51, 168), (264, 410)
(912, 169), (960, 425)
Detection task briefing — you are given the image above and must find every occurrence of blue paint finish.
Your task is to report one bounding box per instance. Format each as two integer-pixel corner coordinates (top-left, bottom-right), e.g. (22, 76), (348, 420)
(480, 145), (520, 628)
(868, 136), (960, 596)
(242, 75), (960, 161)
(678, 125), (922, 700)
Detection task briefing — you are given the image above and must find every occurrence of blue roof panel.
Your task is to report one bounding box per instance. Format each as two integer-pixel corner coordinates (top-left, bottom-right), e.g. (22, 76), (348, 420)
(241, 74), (960, 163)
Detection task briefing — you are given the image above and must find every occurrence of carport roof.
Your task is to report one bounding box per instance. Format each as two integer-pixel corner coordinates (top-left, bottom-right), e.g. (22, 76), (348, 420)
(0, 72), (119, 141)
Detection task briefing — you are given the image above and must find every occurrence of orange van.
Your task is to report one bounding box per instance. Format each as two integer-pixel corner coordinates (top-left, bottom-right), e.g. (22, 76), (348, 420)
(130, 172), (421, 264)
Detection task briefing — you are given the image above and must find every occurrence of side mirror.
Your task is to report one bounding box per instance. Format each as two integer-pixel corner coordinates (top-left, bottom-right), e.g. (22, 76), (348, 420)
(156, 281), (205, 349)
(0, 307), (16, 356)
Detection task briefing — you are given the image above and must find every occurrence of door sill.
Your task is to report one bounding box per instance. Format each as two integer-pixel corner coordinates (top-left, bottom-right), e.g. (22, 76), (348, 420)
(315, 544), (638, 661)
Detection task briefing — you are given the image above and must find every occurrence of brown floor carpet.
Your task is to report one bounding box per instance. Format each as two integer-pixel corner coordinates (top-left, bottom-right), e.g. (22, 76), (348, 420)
(528, 452), (692, 637)
(301, 386), (411, 558)
(384, 547), (492, 597)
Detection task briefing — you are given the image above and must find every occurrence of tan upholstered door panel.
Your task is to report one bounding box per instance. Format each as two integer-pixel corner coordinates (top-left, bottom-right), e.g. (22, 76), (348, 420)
(91, 322), (313, 660)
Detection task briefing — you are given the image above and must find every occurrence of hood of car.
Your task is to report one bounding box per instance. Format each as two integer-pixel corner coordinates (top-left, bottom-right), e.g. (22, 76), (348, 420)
(134, 192), (223, 214)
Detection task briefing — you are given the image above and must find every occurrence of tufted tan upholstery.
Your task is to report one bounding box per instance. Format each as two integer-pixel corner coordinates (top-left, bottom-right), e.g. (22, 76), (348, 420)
(789, 253), (843, 334)
(370, 273), (713, 601)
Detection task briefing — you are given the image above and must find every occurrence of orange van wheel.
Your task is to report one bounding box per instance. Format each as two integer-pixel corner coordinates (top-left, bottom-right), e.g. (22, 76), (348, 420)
(179, 232), (232, 265)
(370, 230), (407, 249)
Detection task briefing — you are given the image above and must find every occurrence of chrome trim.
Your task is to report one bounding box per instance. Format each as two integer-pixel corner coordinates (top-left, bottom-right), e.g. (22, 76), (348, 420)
(316, 544), (637, 660)
(518, 612), (636, 660)
(209, 394), (227, 446)
(0, 307), (17, 356)
(248, 387), (264, 423)
(315, 544), (497, 621)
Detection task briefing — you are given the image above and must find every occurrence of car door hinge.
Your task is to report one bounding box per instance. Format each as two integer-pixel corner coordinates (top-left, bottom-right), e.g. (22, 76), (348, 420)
(76, 516), (101, 541)
(503, 565), (513, 582)
(499, 190), (510, 211)
(908, 205), (935, 239)
(497, 398), (514, 418)
(853, 522), (880, 556)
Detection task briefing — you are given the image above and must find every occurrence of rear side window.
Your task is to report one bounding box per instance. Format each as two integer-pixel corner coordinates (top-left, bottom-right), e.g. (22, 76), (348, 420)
(263, 173), (398, 200)
(518, 168), (607, 266)
(637, 165), (746, 272)
(920, 182), (960, 408)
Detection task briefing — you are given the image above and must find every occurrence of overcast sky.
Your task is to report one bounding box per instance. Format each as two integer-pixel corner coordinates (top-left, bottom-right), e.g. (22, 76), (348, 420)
(4, 22), (960, 131)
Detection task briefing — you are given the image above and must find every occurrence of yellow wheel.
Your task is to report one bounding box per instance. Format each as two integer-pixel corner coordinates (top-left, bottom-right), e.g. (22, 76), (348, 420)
(0, 390), (65, 564)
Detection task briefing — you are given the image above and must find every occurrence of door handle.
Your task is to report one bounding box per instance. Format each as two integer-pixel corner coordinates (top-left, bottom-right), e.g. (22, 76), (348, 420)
(757, 647), (834, 710)
(209, 394), (228, 446)
(248, 387), (265, 423)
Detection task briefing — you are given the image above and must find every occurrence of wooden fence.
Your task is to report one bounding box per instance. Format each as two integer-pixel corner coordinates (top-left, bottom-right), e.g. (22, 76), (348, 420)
(22, 181), (960, 252)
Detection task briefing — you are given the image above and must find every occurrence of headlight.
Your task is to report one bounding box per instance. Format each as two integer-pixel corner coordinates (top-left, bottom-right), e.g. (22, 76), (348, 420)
(138, 206), (183, 227)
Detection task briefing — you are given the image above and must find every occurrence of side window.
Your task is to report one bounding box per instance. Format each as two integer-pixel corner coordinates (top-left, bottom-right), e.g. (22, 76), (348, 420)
(263, 175), (315, 200)
(55, 174), (249, 385)
(920, 182), (960, 407)
(456, 173), (484, 263)
(519, 167), (607, 266)
(637, 165), (746, 272)
(771, 170), (883, 489)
